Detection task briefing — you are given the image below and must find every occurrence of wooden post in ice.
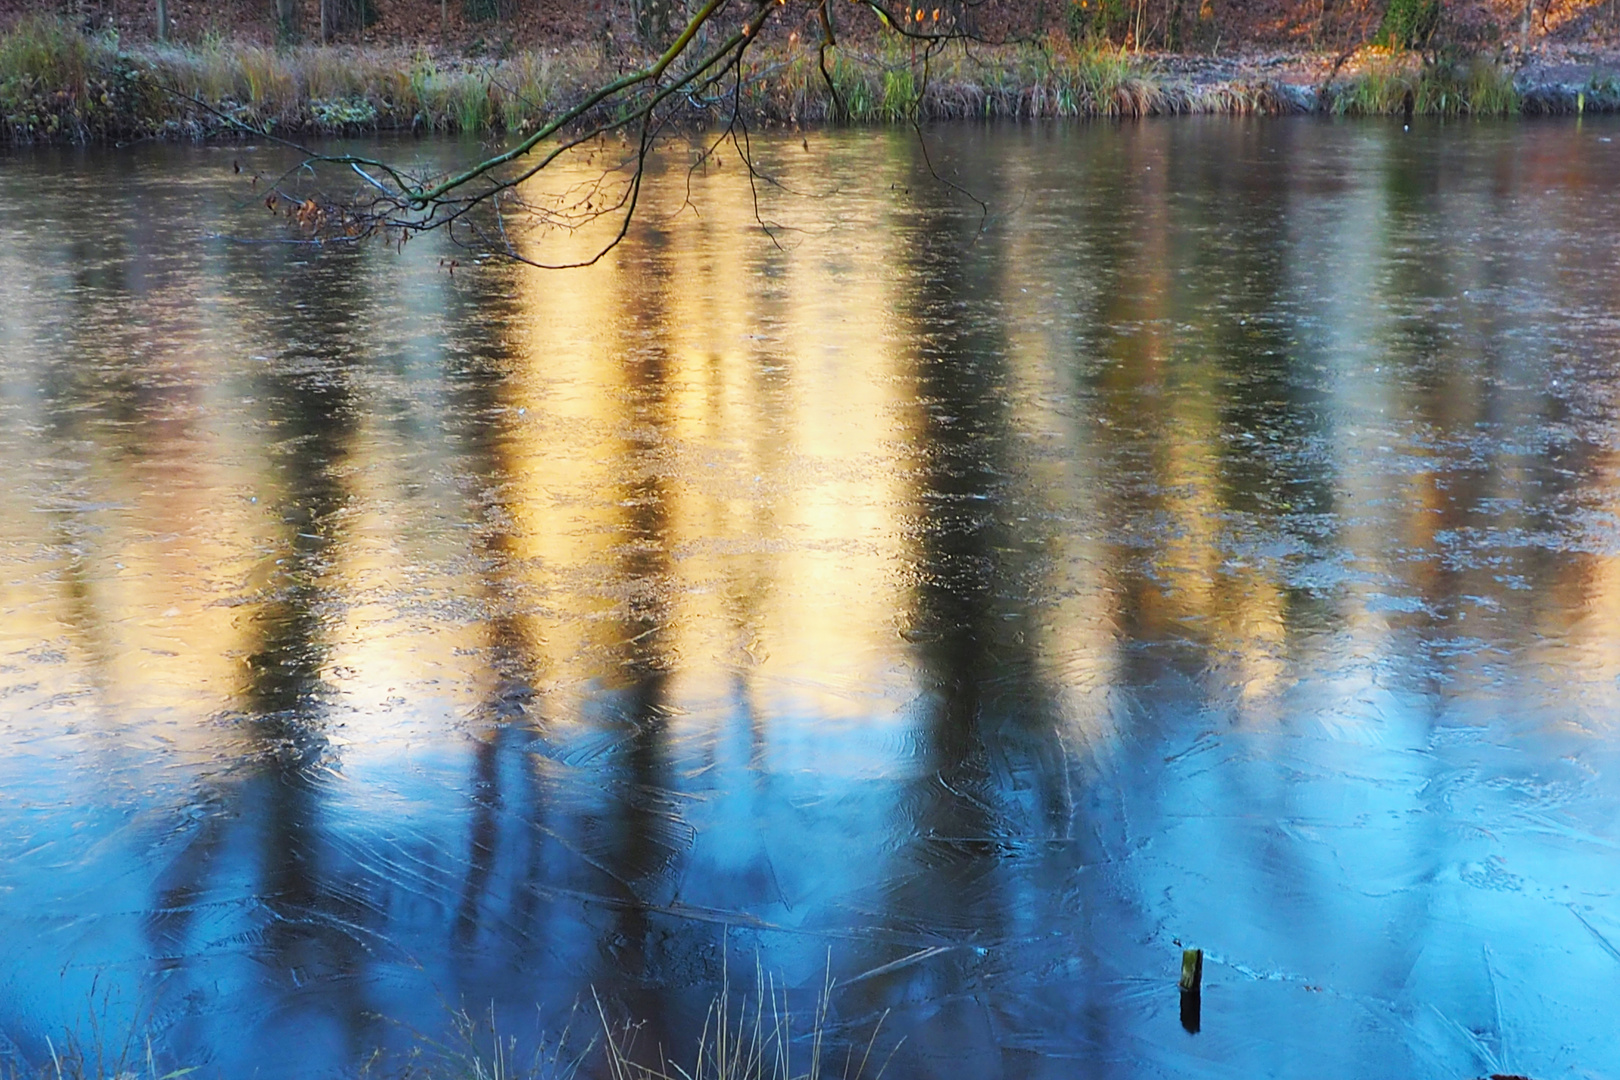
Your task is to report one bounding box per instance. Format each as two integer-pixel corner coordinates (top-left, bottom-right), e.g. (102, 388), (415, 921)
(1178, 947), (1203, 992)
(1179, 947), (1203, 1034)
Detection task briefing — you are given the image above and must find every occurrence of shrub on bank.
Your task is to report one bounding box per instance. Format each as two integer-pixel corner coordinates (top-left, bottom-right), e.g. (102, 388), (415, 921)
(1329, 53), (1521, 116)
(0, 20), (157, 141)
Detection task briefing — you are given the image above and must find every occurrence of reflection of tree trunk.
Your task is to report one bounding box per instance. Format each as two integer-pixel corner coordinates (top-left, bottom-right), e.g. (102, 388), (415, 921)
(137, 215), (372, 1054)
(866, 139), (1042, 993)
(581, 231), (685, 1053)
(436, 269), (547, 950)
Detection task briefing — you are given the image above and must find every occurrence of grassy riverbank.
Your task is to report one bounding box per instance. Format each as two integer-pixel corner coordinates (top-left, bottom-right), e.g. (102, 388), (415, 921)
(2, 19), (1617, 145)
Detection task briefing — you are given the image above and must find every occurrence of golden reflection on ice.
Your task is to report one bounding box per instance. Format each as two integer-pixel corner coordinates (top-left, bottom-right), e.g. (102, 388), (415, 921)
(5, 121), (1620, 1078)
(494, 150), (919, 745)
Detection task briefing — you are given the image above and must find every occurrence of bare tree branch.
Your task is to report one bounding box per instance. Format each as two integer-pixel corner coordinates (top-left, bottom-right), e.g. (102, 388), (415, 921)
(199, 0), (1003, 268)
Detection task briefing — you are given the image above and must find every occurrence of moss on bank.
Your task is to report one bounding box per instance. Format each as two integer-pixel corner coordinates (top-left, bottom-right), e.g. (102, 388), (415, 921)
(1, 19), (1615, 145)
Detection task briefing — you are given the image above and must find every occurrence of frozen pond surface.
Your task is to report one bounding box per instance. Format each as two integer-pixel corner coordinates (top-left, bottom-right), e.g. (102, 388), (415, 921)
(2, 118), (1620, 1079)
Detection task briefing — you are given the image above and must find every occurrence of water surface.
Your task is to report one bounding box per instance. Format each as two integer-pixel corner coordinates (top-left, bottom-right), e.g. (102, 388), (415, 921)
(2, 117), (1620, 1079)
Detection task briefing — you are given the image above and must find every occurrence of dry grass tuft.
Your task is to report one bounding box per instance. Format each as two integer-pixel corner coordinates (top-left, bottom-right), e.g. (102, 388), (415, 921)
(8, 959), (897, 1080)
(595, 959), (898, 1080)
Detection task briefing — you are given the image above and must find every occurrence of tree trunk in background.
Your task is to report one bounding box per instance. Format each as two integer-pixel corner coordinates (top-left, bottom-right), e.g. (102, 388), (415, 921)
(320, 0), (329, 42)
(276, 0), (300, 42)
(634, 0), (676, 48)
(156, 0), (167, 40)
